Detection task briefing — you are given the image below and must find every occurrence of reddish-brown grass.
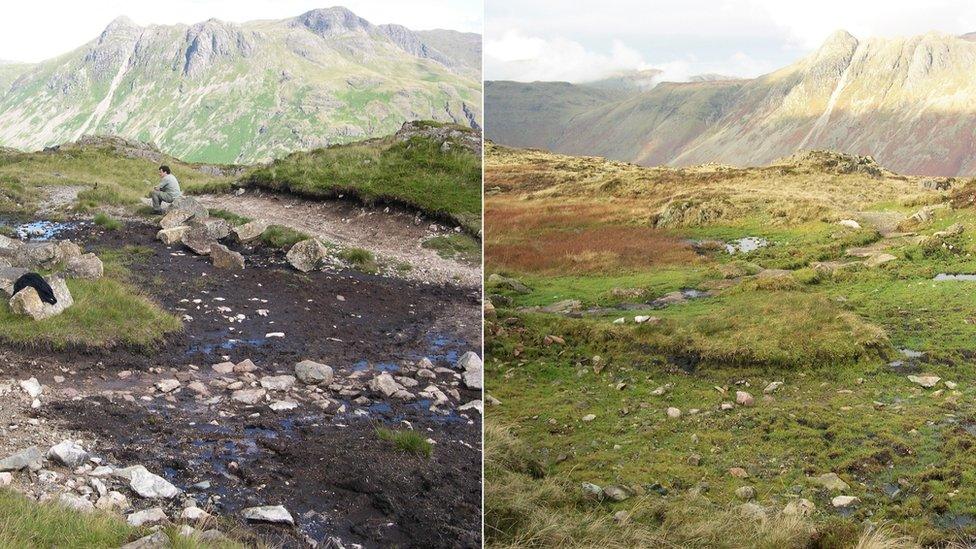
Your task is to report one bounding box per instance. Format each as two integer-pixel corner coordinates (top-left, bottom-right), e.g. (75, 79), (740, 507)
(487, 225), (699, 274)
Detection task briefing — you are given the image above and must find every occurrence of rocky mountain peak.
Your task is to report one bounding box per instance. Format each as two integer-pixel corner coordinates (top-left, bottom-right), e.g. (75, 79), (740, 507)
(183, 19), (253, 77)
(294, 6), (373, 37)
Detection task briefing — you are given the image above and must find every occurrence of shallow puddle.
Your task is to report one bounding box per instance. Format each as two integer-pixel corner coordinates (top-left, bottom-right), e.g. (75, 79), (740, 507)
(726, 237), (768, 254)
(13, 220), (80, 240)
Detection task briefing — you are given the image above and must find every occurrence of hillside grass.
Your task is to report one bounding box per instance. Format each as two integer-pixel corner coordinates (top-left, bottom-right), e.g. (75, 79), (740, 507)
(0, 245), (180, 350)
(0, 488), (243, 548)
(483, 144), (976, 546)
(0, 145), (232, 214)
(243, 132), (482, 233)
(485, 424), (920, 549)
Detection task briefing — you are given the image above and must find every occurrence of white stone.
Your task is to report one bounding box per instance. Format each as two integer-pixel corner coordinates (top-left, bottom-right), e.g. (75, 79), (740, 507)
(242, 505), (294, 525)
(47, 440), (89, 467)
(115, 465), (181, 499)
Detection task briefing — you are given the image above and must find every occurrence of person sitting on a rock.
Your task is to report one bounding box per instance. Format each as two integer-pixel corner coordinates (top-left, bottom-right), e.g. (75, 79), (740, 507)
(150, 165), (182, 213)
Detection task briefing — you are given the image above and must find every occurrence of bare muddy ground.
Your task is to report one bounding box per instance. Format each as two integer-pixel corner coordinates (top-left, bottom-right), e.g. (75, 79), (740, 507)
(1, 220), (482, 548)
(197, 191), (481, 288)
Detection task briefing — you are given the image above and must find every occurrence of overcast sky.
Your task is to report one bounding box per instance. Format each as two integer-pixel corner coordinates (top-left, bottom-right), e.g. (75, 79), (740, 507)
(486, 0), (976, 82)
(0, 0), (483, 63)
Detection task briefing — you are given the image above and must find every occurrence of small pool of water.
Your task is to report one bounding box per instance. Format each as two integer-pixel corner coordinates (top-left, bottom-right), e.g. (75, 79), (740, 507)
(934, 273), (976, 281)
(726, 237), (768, 254)
(186, 336), (268, 356)
(13, 220), (80, 241)
(352, 360), (401, 373)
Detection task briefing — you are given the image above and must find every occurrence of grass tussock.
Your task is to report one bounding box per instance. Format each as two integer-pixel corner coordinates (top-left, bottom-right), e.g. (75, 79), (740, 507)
(0, 488), (132, 547)
(92, 213), (122, 230)
(259, 225), (309, 249)
(244, 134), (481, 233)
(485, 425), (817, 549)
(0, 488), (246, 548)
(853, 525), (920, 549)
(376, 428), (433, 458)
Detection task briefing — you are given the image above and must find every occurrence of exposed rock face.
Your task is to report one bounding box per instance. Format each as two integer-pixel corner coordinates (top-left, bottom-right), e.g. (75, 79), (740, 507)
(486, 30), (976, 176)
(210, 243), (244, 269)
(286, 239), (329, 272)
(9, 276), (74, 320)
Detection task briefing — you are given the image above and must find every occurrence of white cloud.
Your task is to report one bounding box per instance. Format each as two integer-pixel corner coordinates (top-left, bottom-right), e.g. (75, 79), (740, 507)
(485, 30), (657, 82)
(0, 0), (483, 63)
(486, 0), (976, 82)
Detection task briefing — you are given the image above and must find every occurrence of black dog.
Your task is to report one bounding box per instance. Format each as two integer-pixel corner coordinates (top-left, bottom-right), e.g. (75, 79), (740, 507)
(12, 273), (57, 305)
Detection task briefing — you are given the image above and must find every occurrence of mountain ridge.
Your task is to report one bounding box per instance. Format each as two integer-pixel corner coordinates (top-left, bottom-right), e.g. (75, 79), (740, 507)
(0, 6), (482, 163)
(486, 29), (976, 176)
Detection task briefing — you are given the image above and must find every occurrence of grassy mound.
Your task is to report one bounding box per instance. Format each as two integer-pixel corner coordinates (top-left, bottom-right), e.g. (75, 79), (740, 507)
(0, 144), (232, 214)
(0, 277), (181, 350)
(243, 128), (482, 233)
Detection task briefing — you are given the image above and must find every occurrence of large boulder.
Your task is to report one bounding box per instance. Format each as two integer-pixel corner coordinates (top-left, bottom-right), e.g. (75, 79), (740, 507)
(159, 196), (207, 228)
(47, 440), (89, 467)
(210, 244), (244, 269)
(286, 239), (329, 272)
(9, 276), (73, 320)
(192, 218), (232, 240)
(181, 225), (217, 255)
(64, 253), (103, 280)
(0, 267), (28, 297)
(233, 220), (269, 242)
(457, 351), (483, 390)
(156, 226), (189, 245)
(26, 240), (81, 270)
(0, 446), (43, 472)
